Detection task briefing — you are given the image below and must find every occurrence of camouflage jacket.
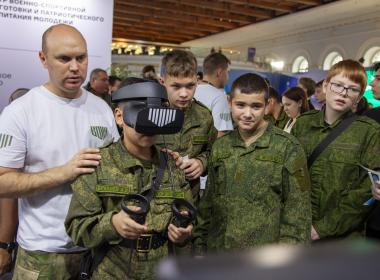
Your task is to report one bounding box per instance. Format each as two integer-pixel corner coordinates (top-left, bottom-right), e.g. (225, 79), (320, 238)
(155, 100), (217, 199)
(292, 109), (380, 239)
(65, 140), (192, 279)
(265, 106), (289, 130)
(192, 124), (311, 253)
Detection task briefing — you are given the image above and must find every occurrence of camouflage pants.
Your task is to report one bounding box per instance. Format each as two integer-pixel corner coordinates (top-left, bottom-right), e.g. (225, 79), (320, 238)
(12, 247), (86, 280)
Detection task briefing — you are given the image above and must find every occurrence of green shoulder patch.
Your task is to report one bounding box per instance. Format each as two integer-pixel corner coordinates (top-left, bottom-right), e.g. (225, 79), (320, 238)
(0, 133), (13, 149)
(192, 135), (208, 144)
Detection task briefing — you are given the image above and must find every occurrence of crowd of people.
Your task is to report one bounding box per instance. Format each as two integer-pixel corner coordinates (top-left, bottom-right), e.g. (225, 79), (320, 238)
(0, 23), (379, 280)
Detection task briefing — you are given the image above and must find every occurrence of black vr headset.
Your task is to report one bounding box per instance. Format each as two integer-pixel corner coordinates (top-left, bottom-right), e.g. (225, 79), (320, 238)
(112, 81), (184, 135)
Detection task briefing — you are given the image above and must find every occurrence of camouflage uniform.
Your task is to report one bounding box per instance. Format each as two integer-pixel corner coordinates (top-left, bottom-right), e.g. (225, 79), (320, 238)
(292, 109), (380, 239)
(192, 124), (311, 253)
(265, 106), (289, 130)
(65, 140), (192, 280)
(155, 100), (217, 202)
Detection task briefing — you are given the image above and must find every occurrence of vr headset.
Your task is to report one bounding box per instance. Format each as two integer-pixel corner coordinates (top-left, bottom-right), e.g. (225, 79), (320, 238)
(112, 81), (184, 135)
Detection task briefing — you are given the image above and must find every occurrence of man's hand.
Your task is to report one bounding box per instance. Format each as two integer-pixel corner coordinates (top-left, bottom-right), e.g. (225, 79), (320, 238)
(168, 223), (193, 244)
(0, 249), (11, 276)
(111, 206), (148, 239)
(61, 148), (101, 181)
(165, 150), (204, 180)
(311, 225), (320, 241)
(372, 180), (380, 201)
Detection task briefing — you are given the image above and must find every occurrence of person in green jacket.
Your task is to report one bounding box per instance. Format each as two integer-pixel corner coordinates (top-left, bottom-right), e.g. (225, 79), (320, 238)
(157, 50), (218, 203)
(65, 79), (193, 280)
(192, 73), (311, 254)
(292, 59), (380, 241)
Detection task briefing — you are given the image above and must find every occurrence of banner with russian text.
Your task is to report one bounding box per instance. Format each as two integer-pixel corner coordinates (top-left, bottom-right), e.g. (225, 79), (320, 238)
(0, 0), (113, 112)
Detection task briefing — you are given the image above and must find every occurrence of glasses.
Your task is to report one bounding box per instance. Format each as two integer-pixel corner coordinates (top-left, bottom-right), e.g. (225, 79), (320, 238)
(329, 82), (361, 98)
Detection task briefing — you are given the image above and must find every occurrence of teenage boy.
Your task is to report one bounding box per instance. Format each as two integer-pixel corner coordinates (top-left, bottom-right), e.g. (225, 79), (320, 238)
(292, 59), (380, 241)
(265, 86), (289, 129)
(65, 80), (193, 279)
(158, 50), (217, 202)
(193, 73), (311, 253)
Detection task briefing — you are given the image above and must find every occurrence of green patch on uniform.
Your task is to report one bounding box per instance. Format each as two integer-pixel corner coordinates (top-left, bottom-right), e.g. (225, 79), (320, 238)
(155, 188), (185, 199)
(255, 154), (282, 163)
(90, 126), (108, 140)
(192, 135), (208, 144)
(96, 185), (130, 195)
(219, 113), (231, 122)
(0, 133), (12, 149)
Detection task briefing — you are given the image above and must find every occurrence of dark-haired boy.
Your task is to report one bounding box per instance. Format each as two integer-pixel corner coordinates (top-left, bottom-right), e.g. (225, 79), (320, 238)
(265, 86), (289, 129)
(193, 73), (311, 253)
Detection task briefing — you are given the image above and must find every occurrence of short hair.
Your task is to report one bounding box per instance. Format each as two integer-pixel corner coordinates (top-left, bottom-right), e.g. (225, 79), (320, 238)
(161, 49), (197, 78)
(9, 88), (29, 104)
(325, 59), (367, 96)
(268, 86), (281, 103)
(89, 68), (107, 81)
(283, 86), (309, 114)
(203, 53), (230, 76)
(142, 65), (156, 75)
(372, 61), (380, 72)
(298, 77), (316, 97)
(230, 73), (269, 101)
(109, 75), (121, 86)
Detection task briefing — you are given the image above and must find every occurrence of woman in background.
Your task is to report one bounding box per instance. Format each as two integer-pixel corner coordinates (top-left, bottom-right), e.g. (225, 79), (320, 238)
(282, 87), (309, 133)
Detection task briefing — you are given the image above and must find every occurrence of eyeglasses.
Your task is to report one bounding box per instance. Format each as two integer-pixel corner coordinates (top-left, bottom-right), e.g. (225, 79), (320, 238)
(329, 82), (361, 98)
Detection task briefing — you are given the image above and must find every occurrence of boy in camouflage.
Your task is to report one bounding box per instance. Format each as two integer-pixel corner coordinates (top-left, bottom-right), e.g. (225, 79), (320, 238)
(158, 50), (217, 203)
(292, 60), (380, 241)
(65, 79), (193, 280)
(193, 73), (311, 253)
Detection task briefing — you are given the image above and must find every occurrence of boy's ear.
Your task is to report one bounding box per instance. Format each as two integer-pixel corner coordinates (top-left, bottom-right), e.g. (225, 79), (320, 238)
(114, 107), (124, 127)
(159, 77), (165, 85)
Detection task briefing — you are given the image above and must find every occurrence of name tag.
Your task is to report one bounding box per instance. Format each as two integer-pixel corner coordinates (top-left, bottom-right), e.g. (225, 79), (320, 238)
(155, 189), (185, 199)
(95, 185), (130, 195)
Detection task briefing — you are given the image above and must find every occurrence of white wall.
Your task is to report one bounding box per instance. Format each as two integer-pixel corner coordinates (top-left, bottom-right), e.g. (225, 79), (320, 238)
(0, 0), (114, 112)
(183, 0), (380, 73)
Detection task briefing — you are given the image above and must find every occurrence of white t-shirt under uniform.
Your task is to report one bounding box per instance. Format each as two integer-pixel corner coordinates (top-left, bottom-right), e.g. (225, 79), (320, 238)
(0, 86), (119, 253)
(194, 84), (233, 132)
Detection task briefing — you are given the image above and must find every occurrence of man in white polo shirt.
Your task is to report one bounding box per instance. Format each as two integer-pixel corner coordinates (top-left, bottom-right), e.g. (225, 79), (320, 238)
(194, 52), (233, 137)
(0, 24), (119, 279)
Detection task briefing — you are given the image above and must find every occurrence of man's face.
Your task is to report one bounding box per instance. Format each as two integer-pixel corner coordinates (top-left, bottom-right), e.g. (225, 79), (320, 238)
(162, 75), (197, 109)
(314, 86), (326, 103)
(370, 68), (380, 100)
(324, 73), (362, 114)
(91, 72), (109, 96)
(39, 27), (88, 99)
(229, 90), (266, 135)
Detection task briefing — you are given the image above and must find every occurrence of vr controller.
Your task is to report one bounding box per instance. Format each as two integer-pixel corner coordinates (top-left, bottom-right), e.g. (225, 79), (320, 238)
(121, 194), (196, 228)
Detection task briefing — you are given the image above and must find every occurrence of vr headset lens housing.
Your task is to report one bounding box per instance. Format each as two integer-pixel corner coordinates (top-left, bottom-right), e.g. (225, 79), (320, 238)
(113, 82), (184, 135)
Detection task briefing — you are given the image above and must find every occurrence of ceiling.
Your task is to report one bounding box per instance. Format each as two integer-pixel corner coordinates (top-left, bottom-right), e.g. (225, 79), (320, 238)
(113, 0), (339, 45)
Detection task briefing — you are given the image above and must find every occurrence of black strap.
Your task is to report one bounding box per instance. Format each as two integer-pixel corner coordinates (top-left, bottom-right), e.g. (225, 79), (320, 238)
(307, 114), (358, 169)
(145, 151), (168, 202)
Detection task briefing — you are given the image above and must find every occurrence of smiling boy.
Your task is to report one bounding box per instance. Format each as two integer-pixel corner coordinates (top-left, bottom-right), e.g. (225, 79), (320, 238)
(193, 73), (311, 253)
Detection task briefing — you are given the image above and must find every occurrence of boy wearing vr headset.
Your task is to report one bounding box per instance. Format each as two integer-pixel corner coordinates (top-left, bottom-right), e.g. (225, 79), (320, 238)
(65, 79), (194, 279)
(158, 50), (217, 203)
(193, 73), (311, 253)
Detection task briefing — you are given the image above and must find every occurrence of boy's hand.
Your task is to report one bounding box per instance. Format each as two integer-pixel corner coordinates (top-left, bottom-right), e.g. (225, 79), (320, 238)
(111, 206), (148, 239)
(164, 149), (204, 180)
(311, 225), (320, 241)
(168, 223), (193, 244)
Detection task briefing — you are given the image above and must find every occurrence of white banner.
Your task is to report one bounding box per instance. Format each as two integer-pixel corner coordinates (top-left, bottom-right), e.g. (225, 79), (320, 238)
(0, 0), (114, 112)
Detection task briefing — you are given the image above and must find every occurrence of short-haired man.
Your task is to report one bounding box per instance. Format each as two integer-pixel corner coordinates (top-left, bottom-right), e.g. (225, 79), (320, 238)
(0, 24), (119, 278)
(159, 50), (217, 203)
(142, 64), (158, 82)
(85, 68), (112, 107)
(264, 86), (289, 129)
(194, 52), (233, 137)
(365, 62), (380, 123)
(193, 73), (311, 254)
(108, 75), (122, 94)
(312, 80), (326, 110)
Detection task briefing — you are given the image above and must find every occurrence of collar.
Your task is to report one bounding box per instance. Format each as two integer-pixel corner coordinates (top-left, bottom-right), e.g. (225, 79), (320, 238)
(109, 139), (160, 171)
(231, 122), (271, 149)
(312, 108), (353, 129)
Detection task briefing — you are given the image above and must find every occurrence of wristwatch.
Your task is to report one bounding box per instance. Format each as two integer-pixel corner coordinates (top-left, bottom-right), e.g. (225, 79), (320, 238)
(0, 241), (16, 252)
